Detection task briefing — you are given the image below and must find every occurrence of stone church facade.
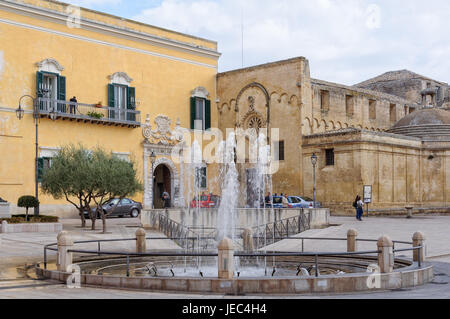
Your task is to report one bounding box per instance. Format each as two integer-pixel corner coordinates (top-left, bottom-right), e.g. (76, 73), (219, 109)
(216, 57), (450, 214)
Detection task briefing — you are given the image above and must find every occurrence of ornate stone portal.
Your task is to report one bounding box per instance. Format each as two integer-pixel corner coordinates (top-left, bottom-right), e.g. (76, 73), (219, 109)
(142, 115), (185, 208)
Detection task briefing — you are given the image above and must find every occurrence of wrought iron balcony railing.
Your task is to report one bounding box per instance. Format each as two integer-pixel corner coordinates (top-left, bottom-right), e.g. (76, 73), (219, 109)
(36, 98), (141, 128)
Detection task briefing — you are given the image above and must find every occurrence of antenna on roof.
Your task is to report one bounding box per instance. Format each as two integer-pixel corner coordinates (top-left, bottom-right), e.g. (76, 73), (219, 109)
(241, 5), (244, 68)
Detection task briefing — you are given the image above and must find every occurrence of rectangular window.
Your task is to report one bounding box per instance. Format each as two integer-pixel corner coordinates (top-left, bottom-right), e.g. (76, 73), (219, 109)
(190, 97), (211, 131)
(114, 84), (128, 121)
(273, 141), (285, 161)
(195, 98), (205, 130)
(369, 99), (377, 120)
(404, 105), (409, 116)
(320, 90), (330, 111)
(346, 95), (354, 116)
(409, 107), (416, 114)
(195, 167), (207, 189)
(390, 104), (397, 123)
(325, 149), (335, 166)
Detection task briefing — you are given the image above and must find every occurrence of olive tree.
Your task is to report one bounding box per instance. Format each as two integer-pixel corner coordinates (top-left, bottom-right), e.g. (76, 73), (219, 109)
(90, 148), (143, 233)
(41, 144), (143, 232)
(41, 144), (96, 228)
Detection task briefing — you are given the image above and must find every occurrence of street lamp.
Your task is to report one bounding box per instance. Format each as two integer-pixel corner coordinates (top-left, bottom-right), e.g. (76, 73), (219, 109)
(16, 91), (52, 217)
(150, 151), (156, 209)
(311, 153), (318, 209)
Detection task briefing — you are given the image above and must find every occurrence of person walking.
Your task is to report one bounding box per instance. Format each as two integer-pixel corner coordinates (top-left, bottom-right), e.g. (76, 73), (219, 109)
(282, 193), (289, 208)
(353, 195), (364, 221)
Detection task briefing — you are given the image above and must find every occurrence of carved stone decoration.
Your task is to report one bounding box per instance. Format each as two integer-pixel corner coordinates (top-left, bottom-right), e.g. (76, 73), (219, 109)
(142, 115), (184, 145)
(241, 110), (266, 132)
(248, 96), (255, 111)
(109, 72), (133, 85)
(36, 58), (64, 74)
(191, 86), (210, 99)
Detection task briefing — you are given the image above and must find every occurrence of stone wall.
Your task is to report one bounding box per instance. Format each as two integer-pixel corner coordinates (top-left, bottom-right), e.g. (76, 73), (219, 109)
(302, 129), (450, 214)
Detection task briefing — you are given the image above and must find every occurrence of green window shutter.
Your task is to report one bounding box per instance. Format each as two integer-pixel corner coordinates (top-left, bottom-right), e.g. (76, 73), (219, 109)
(127, 87), (135, 109)
(127, 86), (136, 122)
(190, 97), (196, 130)
(37, 158), (44, 183)
(58, 76), (66, 101)
(108, 84), (115, 119)
(57, 75), (66, 112)
(205, 99), (211, 131)
(36, 72), (44, 97)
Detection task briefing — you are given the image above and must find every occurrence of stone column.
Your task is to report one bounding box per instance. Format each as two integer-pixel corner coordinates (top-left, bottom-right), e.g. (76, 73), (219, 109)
(412, 231), (426, 264)
(57, 231), (74, 272)
(218, 238), (234, 279)
(377, 235), (394, 273)
(136, 228), (147, 253)
(347, 229), (358, 252)
(144, 149), (150, 209)
(242, 228), (254, 252)
(405, 206), (413, 219)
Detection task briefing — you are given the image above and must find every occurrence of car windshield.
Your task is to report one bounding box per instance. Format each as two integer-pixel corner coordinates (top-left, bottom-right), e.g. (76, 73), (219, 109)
(301, 197), (314, 202)
(289, 197), (300, 203)
(201, 195), (208, 201)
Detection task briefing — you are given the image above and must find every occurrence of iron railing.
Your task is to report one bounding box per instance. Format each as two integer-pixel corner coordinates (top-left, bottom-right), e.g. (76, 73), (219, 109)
(252, 210), (310, 248)
(42, 236), (425, 278)
(36, 97), (141, 127)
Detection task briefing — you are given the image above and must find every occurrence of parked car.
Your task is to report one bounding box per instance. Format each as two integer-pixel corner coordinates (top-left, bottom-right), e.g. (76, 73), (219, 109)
(83, 198), (143, 219)
(287, 196), (321, 208)
(190, 194), (221, 208)
(260, 196), (284, 208)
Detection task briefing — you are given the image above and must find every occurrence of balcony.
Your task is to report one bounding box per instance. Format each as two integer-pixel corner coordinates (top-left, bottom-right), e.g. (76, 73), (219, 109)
(36, 98), (141, 128)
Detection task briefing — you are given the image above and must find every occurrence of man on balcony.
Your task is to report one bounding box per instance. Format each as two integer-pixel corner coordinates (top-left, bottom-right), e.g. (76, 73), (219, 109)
(69, 96), (77, 114)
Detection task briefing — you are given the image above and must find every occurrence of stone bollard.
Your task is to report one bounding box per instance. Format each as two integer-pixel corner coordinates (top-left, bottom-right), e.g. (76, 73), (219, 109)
(406, 206), (414, 219)
(57, 231), (74, 272)
(136, 228), (147, 253)
(412, 232), (426, 264)
(347, 229), (358, 252)
(218, 237), (234, 280)
(377, 236), (394, 273)
(242, 228), (254, 252)
(1, 220), (7, 233)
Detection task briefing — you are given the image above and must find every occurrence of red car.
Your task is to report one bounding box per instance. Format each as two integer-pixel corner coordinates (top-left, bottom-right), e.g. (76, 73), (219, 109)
(190, 194), (221, 208)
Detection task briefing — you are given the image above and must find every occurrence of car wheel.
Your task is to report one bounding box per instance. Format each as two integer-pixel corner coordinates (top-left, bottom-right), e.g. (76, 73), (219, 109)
(131, 209), (139, 218)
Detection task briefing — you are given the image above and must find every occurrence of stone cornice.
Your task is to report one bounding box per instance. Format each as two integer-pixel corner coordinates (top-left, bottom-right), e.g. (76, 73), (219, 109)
(0, 0), (221, 61)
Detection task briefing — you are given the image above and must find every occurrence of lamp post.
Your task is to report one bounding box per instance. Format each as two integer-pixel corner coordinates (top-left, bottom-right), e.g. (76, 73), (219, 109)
(150, 151), (156, 209)
(311, 153), (318, 209)
(16, 92), (55, 217)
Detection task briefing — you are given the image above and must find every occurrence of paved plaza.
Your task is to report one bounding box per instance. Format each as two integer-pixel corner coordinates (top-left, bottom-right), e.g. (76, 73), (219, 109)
(0, 215), (449, 299)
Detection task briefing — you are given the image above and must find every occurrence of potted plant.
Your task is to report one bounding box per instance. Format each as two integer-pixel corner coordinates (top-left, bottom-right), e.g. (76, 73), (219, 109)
(95, 101), (103, 108)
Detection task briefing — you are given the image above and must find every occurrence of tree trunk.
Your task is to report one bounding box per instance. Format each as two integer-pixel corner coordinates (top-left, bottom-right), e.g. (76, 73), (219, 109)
(102, 213), (107, 234)
(79, 208), (86, 228)
(25, 207), (29, 222)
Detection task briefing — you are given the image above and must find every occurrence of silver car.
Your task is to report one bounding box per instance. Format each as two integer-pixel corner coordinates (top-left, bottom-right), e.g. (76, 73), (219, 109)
(84, 198), (143, 219)
(288, 196), (321, 208)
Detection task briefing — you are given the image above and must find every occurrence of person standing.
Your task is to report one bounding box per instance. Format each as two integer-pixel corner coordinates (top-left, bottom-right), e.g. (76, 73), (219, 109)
(162, 191), (171, 208)
(282, 193), (289, 208)
(353, 195), (364, 221)
(69, 96), (77, 114)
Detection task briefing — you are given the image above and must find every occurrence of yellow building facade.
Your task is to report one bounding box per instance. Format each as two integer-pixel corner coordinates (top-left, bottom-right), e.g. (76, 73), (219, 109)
(0, 0), (221, 216)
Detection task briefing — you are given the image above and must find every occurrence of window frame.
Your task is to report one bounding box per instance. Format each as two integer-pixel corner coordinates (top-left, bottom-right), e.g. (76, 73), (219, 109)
(325, 149), (335, 166)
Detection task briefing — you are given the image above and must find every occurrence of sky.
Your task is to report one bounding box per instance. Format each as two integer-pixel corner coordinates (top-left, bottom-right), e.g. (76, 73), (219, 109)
(65, 0), (450, 86)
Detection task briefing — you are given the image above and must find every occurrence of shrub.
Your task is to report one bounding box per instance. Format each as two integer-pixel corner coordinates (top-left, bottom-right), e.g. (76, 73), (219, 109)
(17, 196), (40, 221)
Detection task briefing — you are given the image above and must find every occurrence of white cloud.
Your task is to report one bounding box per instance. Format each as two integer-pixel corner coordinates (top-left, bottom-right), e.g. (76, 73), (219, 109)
(133, 0), (450, 85)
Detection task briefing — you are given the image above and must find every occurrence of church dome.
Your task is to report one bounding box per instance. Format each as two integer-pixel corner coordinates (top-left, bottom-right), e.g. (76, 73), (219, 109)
(388, 108), (450, 139)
